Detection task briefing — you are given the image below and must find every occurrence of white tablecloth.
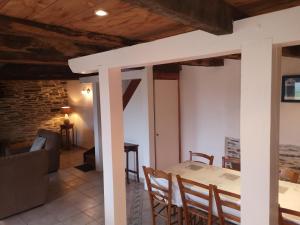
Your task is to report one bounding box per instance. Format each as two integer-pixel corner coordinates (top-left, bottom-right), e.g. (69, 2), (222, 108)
(156, 161), (300, 224)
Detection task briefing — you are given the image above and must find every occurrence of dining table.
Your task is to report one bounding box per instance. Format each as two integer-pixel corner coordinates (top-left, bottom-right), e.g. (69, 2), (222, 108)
(153, 161), (300, 224)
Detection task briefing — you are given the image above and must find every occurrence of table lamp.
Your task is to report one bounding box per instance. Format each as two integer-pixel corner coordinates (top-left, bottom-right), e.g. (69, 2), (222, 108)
(61, 106), (72, 125)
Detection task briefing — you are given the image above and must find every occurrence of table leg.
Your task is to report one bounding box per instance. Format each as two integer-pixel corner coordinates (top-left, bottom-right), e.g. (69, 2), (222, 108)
(136, 149), (140, 183)
(72, 127), (75, 147)
(66, 129), (70, 149)
(60, 129), (63, 147)
(126, 151), (129, 184)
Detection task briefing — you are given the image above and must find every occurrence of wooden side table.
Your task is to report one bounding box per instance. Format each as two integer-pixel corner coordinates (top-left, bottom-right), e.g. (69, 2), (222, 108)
(60, 123), (74, 149)
(124, 142), (139, 184)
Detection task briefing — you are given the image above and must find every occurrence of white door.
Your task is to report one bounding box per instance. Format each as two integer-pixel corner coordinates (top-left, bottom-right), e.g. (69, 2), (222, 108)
(154, 80), (180, 170)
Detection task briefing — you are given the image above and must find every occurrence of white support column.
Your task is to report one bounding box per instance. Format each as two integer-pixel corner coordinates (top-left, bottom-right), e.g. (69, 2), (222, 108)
(240, 39), (281, 225)
(92, 82), (103, 171)
(98, 67), (127, 225)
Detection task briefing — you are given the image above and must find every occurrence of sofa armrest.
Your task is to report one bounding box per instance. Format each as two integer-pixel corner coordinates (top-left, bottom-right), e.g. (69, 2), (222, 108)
(0, 150), (49, 219)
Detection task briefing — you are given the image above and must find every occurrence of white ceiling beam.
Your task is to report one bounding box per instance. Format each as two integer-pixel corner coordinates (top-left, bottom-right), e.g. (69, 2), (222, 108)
(79, 75), (99, 83)
(68, 6), (300, 74)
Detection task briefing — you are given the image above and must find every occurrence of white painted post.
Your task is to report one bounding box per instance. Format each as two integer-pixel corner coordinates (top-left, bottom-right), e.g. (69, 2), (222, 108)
(240, 39), (281, 225)
(98, 67), (127, 225)
(92, 82), (103, 171)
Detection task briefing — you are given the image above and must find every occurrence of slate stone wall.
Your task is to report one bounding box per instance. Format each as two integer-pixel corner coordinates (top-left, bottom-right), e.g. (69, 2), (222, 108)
(0, 80), (68, 144)
(225, 137), (300, 182)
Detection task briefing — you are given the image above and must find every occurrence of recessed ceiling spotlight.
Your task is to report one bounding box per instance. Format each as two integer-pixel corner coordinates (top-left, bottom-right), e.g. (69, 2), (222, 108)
(95, 9), (108, 17)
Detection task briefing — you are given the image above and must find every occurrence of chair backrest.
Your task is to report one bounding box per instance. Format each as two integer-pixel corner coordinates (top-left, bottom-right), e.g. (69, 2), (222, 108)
(222, 156), (241, 171)
(279, 206), (300, 225)
(177, 175), (213, 225)
(213, 185), (241, 225)
(143, 166), (173, 208)
(280, 168), (299, 183)
(189, 151), (214, 165)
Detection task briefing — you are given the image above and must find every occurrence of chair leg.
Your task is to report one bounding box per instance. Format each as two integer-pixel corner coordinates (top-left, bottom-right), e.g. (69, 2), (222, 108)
(136, 150), (140, 182)
(167, 207), (171, 225)
(151, 211), (157, 225)
(126, 152), (129, 184)
(178, 207), (183, 225)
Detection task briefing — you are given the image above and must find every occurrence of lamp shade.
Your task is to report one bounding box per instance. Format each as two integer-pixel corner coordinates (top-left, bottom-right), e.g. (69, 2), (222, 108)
(61, 106), (72, 114)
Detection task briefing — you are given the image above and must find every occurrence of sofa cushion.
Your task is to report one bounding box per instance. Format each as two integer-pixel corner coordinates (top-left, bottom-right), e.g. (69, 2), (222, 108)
(30, 136), (46, 152)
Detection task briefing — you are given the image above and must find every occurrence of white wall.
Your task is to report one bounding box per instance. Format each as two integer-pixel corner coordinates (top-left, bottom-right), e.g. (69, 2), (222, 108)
(123, 68), (155, 178)
(67, 80), (94, 149)
(180, 57), (300, 165)
(66, 69), (155, 174)
(180, 60), (241, 166)
(280, 57), (300, 146)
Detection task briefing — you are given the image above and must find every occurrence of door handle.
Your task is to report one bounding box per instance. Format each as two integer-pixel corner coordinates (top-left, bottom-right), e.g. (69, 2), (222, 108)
(156, 133), (159, 137)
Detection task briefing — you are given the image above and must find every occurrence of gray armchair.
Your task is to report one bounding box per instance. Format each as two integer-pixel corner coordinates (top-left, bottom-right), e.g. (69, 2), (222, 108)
(0, 150), (49, 219)
(6, 129), (61, 173)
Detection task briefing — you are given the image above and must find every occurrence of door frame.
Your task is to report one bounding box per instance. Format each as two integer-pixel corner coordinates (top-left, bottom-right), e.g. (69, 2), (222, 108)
(153, 71), (181, 169)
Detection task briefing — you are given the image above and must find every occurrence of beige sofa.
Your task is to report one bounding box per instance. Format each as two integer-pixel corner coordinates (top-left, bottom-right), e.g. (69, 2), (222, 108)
(6, 129), (61, 173)
(0, 150), (49, 219)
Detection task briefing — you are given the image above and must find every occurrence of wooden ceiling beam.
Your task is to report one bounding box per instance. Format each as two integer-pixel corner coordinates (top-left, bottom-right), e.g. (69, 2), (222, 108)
(0, 32), (110, 65)
(123, 79), (142, 109)
(0, 63), (79, 80)
(223, 53), (241, 60)
(0, 15), (139, 48)
(0, 15), (140, 65)
(182, 58), (225, 67)
(229, 0), (300, 17)
(121, 0), (233, 35)
(282, 46), (300, 58)
(153, 64), (182, 73)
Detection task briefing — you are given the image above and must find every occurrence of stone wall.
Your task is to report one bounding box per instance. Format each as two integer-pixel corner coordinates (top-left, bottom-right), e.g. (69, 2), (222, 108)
(225, 137), (300, 182)
(0, 80), (68, 144)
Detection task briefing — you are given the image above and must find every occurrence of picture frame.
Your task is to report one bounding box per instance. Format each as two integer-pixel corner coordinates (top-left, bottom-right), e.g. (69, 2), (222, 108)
(281, 75), (300, 102)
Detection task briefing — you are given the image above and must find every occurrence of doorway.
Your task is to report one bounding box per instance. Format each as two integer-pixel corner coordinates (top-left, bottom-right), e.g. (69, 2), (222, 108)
(154, 76), (180, 170)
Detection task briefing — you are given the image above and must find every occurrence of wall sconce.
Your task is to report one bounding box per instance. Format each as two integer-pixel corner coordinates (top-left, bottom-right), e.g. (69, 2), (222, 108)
(81, 88), (91, 96)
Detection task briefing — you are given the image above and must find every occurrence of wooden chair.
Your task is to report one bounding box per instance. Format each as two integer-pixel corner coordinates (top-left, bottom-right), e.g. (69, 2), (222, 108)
(177, 175), (213, 225)
(222, 156), (241, 171)
(280, 168), (299, 183)
(143, 166), (181, 225)
(279, 206), (300, 225)
(213, 185), (241, 225)
(189, 151), (214, 165)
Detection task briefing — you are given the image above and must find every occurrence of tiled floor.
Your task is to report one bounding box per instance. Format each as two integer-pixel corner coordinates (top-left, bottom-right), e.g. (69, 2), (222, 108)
(60, 147), (87, 170)
(0, 150), (153, 225)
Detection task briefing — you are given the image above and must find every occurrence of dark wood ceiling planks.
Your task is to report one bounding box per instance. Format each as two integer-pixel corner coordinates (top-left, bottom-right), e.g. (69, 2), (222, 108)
(120, 0), (234, 35)
(1, 0), (300, 79)
(224, 0), (300, 16)
(1, 0), (300, 42)
(0, 0), (196, 41)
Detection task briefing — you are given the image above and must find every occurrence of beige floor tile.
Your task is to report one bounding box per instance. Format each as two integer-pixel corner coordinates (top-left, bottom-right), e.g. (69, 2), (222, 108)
(87, 218), (104, 225)
(74, 198), (100, 211)
(55, 206), (82, 222)
(82, 186), (102, 198)
(0, 216), (26, 225)
(19, 206), (49, 223)
(59, 212), (94, 225)
(25, 213), (60, 225)
(1, 150), (151, 225)
(83, 205), (104, 220)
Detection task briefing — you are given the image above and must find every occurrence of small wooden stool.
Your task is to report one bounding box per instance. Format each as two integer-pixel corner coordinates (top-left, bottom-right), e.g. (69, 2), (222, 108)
(124, 142), (139, 184)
